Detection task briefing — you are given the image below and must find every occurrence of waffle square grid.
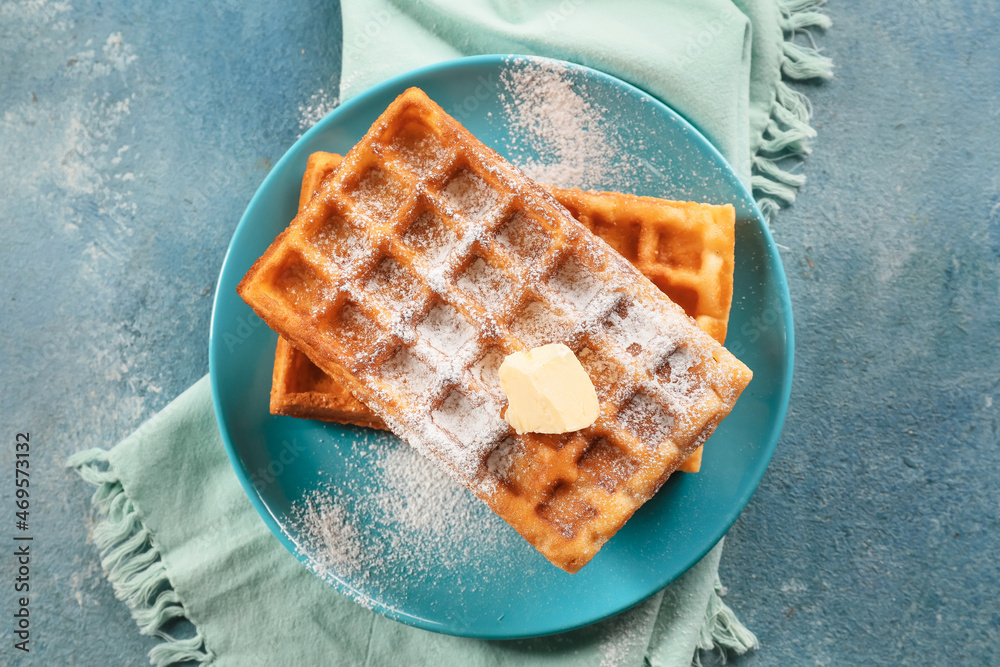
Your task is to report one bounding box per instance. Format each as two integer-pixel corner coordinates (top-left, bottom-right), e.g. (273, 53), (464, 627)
(239, 88), (752, 572)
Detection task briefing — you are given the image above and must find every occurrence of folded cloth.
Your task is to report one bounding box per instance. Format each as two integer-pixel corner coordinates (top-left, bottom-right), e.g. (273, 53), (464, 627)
(69, 2), (830, 665)
(340, 0), (831, 217)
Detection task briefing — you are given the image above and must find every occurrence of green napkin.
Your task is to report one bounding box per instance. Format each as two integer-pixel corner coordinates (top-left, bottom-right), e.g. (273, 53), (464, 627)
(70, 2), (830, 665)
(341, 0), (831, 217)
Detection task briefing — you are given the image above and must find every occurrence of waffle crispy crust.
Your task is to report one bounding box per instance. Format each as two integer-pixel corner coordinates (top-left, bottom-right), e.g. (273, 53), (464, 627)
(549, 188), (734, 345)
(239, 88), (752, 573)
(271, 153), (736, 473)
(269, 152), (387, 429)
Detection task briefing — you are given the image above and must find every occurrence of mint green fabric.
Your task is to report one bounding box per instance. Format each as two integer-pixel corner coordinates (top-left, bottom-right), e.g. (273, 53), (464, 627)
(340, 0), (831, 216)
(342, 0), (756, 183)
(70, 2), (831, 665)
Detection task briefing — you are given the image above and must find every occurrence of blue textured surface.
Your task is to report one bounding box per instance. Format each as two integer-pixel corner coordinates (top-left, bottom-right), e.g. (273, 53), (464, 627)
(1, 0), (997, 664)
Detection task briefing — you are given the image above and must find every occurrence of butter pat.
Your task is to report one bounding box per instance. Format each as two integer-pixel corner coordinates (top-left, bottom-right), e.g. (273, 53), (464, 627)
(499, 343), (600, 435)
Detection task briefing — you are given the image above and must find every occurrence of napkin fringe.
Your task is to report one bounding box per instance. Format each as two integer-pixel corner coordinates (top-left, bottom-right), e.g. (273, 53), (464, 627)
(692, 580), (760, 666)
(68, 448), (215, 667)
(753, 0), (833, 220)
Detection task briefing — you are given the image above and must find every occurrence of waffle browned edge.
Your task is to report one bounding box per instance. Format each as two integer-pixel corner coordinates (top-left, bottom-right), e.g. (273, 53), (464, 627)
(239, 88), (752, 573)
(271, 153), (736, 472)
(269, 153), (387, 429)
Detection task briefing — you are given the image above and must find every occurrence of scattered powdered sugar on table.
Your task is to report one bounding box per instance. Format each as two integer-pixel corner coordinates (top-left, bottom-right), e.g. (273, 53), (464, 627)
(499, 57), (637, 189)
(298, 87), (339, 133)
(372, 442), (467, 536)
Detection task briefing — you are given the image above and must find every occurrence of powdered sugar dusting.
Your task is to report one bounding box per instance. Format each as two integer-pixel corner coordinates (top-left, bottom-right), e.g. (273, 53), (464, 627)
(657, 343), (701, 405)
(378, 347), (433, 402)
(416, 301), (475, 356)
(578, 347), (625, 402)
(469, 347), (504, 391)
(351, 167), (406, 219)
(511, 301), (570, 347)
(310, 214), (367, 268)
(373, 444), (483, 569)
(551, 257), (603, 310)
(285, 432), (527, 607)
(496, 210), (548, 259)
(485, 436), (519, 481)
(457, 257), (511, 310)
(432, 390), (477, 439)
(403, 209), (459, 265)
(618, 392), (675, 448)
(500, 58), (625, 188)
(289, 491), (365, 578)
(365, 256), (421, 318)
(389, 126), (447, 172)
(430, 389), (508, 479)
(595, 593), (662, 666)
(298, 87), (339, 133)
(442, 168), (500, 222)
(607, 298), (664, 351)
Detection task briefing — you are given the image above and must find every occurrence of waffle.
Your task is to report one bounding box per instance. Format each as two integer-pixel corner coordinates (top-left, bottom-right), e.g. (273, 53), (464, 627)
(271, 153), (736, 473)
(238, 87), (752, 573)
(549, 188), (734, 345)
(269, 153), (387, 429)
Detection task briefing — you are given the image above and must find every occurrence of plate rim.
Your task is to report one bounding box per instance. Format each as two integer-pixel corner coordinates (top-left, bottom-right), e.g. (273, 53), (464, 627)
(209, 53), (795, 639)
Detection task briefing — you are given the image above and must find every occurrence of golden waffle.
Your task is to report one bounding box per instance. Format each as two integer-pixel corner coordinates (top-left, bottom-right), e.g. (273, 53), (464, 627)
(550, 188), (734, 345)
(269, 153), (387, 429)
(271, 153), (736, 473)
(238, 88), (752, 573)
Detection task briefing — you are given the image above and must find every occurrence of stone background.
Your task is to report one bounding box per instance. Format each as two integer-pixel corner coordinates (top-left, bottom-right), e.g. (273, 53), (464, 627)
(1, 0), (997, 664)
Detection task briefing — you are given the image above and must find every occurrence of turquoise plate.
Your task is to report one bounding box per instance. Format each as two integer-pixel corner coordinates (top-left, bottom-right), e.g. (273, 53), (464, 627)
(209, 55), (793, 639)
